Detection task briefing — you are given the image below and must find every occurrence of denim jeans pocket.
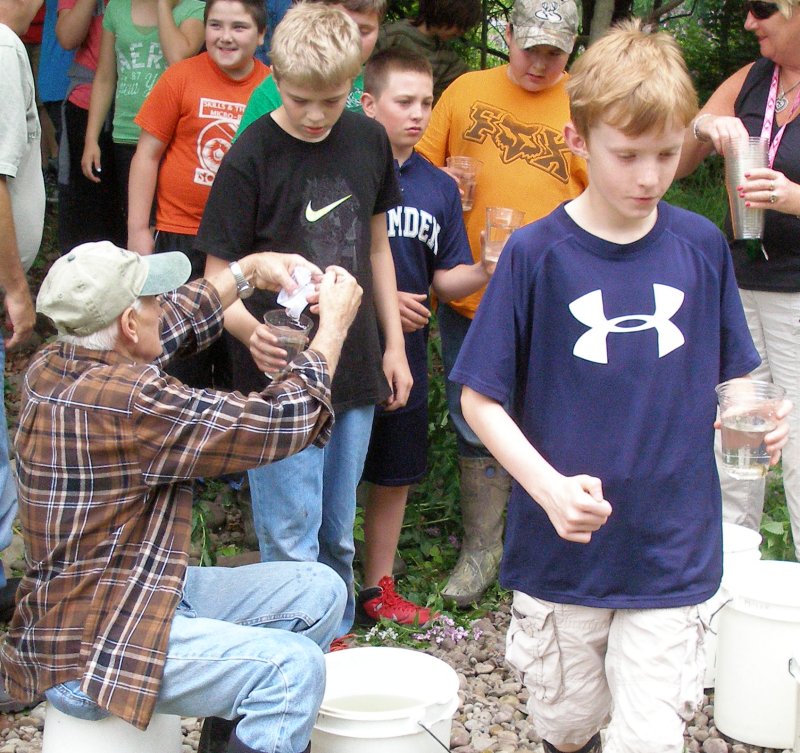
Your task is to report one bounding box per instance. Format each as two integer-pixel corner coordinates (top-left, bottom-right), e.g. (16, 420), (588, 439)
(505, 597), (564, 703)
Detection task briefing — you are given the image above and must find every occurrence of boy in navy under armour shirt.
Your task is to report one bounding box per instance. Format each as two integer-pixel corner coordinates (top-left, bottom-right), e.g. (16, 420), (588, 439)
(451, 21), (790, 753)
(355, 48), (490, 626)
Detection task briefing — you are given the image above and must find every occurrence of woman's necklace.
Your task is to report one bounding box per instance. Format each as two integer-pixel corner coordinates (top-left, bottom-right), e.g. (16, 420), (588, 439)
(776, 76), (800, 112)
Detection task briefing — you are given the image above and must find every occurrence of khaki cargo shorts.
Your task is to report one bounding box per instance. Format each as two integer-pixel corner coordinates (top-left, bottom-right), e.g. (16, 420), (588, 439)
(506, 591), (705, 753)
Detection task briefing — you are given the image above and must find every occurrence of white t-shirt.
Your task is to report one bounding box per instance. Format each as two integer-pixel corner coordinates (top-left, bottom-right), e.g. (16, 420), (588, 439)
(0, 23), (44, 272)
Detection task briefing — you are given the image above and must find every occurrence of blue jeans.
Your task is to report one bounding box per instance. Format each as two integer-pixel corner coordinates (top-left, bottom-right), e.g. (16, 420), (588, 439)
(0, 341), (17, 588)
(46, 561), (346, 753)
(248, 404), (375, 636)
(438, 305), (489, 459)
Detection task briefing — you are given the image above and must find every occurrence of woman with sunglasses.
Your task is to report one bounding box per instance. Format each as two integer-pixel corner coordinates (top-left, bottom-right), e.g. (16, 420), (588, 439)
(678, 0), (800, 560)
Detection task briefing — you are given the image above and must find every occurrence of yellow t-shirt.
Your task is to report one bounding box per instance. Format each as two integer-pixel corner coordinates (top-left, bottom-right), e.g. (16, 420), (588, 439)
(417, 64), (588, 319)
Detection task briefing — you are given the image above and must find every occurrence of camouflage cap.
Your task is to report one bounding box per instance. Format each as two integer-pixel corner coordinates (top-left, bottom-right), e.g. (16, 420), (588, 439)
(510, 0), (579, 54)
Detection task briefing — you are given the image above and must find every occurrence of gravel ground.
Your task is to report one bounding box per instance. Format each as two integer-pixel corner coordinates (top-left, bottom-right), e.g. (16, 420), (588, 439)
(0, 600), (794, 753)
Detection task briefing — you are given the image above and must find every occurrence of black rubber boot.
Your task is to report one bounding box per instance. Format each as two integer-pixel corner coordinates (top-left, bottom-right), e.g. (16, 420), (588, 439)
(226, 731), (310, 753)
(543, 732), (602, 753)
(198, 717), (239, 753)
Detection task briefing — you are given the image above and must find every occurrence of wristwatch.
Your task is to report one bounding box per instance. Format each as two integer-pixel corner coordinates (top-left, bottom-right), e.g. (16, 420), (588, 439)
(229, 261), (254, 299)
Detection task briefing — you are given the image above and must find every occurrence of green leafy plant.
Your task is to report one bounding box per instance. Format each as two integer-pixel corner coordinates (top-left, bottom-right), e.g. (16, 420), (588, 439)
(191, 500), (215, 567)
(761, 465), (796, 561)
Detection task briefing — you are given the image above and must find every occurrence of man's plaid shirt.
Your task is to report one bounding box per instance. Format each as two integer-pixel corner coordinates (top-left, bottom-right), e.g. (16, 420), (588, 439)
(0, 280), (334, 729)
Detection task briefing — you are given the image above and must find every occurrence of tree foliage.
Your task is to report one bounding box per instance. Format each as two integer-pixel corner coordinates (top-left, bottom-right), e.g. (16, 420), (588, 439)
(385, 1), (759, 102)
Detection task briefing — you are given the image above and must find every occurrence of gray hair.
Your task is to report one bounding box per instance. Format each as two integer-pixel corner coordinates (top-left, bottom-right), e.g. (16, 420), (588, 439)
(58, 298), (144, 351)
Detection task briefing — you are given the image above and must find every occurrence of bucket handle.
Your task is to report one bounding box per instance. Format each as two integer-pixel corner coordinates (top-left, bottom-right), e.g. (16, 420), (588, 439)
(417, 721), (452, 752)
(705, 597), (732, 636)
(789, 657), (800, 683)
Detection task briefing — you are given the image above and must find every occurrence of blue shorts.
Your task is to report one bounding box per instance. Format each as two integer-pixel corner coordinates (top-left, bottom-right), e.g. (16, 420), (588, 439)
(361, 402), (427, 486)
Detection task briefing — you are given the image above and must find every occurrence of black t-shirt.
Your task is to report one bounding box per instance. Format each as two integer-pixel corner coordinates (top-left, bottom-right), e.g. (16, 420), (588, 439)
(195, 110), (402, 410)
(731, 56), (800, 291)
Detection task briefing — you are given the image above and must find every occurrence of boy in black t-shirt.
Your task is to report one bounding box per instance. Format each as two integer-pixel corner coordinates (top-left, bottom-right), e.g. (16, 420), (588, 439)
(196, 2), (411, 640)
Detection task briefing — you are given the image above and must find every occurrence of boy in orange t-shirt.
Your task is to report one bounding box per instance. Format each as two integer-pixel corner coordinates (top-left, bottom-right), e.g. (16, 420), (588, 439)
(128, 0), (269, 386)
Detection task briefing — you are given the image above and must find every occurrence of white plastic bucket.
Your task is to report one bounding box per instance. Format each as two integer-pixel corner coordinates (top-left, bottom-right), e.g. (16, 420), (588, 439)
(41, 706), (182, 753)
(791, 657), (800, 753)
(714, 559), (800, 748)
(702, 522), (762, 687)
(312, 646), (459, 753)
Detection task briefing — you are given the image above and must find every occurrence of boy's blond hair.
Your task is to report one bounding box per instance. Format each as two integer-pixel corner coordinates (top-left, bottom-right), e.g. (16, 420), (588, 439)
(776, 0), (798, 18)
(270, 3), (362, 88)
(567, 19), (698, 138)
(305, 0), (388, 20)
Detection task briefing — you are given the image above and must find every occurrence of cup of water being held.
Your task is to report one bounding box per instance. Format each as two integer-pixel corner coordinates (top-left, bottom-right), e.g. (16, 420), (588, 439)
(716, 378), (785, 480)
(724, 137), (768, 240)
(262, 310), (313, 380)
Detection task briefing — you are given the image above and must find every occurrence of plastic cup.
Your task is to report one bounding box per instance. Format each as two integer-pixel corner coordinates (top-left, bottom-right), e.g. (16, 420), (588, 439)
(446, 156), (482, 212)
(725, 137), (768, 240)
(262, 310), (313, 380)
(716, 378), (785, 480)
(483, 207), (525, 264)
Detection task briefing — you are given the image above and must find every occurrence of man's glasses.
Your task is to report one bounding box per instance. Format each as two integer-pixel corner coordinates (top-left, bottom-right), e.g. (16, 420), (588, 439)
(745, 1), (780, 19)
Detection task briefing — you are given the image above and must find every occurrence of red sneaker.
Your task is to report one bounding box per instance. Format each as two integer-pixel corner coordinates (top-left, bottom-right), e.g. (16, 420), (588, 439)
(355, 576), (432, 627)
(329, 633), (356, 652)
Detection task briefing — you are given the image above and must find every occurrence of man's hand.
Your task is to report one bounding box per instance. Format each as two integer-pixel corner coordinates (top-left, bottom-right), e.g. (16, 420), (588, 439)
(245, 252), (322, 294)
(316, 265), (362, 333)
(538, 474), (612, 544)
(397, 291), (429, 333)
(306, 266), (362, 378)
(4, 287), (35, 349)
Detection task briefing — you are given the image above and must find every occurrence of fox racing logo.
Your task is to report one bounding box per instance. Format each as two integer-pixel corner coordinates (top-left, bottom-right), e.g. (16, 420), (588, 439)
(464, 102), (571, 183)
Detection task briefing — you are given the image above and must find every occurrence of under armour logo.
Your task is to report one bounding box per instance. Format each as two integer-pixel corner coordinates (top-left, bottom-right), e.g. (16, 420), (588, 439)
(569, 284), (685, 364)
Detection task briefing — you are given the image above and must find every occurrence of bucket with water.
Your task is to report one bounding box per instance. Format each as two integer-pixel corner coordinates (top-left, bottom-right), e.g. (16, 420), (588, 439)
(714, 559), (800, 748)
(312, 646), (459, 753)
(702, 522), (762, 687)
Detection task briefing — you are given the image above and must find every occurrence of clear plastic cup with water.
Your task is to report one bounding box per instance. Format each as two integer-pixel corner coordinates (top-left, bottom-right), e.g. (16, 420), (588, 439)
(262, 310), (313, 380)
(483, 207), (525, 264)
(716, 378), (785, 480)
(725, 137), (769, 240)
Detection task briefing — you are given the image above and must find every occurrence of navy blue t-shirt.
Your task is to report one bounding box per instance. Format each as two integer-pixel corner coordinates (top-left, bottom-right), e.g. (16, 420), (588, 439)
(384, 151), (472, 412)
(452, 202), (759, 609)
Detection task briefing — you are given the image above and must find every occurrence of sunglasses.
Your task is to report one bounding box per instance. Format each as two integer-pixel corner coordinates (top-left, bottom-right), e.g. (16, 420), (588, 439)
(745, 1), (780, 19)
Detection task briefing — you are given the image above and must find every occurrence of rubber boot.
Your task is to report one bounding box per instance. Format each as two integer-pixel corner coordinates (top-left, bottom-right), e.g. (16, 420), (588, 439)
(199, 717), (239, 753)
(227, 733), (310, 753)
(441, 457), (509, 608)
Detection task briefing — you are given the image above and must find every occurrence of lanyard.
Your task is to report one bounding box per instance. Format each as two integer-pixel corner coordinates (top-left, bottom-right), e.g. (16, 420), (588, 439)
(760, 64), (800, 167)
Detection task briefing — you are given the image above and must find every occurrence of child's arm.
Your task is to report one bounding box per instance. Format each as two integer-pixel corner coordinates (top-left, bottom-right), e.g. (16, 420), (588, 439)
(81, 28), (117, 183)
(56, 0), (96, 49)
(370, 213), (413, 411)
(461, 386), (613, 544)
(156, 0), (204, 65)
(398, 262), (490, 335)
(127, 131), (167, 254)
(432, 261), (490, 303)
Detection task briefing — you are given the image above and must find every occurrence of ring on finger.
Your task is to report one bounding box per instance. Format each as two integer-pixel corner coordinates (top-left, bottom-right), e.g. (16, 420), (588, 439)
(770, 192), (778, 204)
(770, 181), (775, 192)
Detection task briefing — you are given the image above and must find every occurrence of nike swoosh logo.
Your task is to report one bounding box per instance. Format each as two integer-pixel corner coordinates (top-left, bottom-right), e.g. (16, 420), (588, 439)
(305, 195), (352, 222)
